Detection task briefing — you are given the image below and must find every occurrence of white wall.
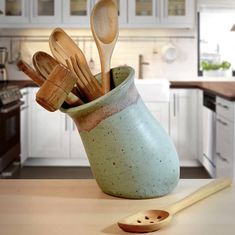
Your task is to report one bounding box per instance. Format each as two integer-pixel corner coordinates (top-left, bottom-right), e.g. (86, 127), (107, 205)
(0, 28), (198, 81)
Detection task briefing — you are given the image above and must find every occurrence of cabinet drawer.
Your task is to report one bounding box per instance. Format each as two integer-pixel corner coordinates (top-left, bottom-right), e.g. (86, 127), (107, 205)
(216, 97), (234, 121)
(216, 115), (234, 161)
(216, 152), (234, 178)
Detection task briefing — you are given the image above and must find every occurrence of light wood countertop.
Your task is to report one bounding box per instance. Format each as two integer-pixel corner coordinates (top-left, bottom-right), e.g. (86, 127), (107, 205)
(0, 179), (234, 235)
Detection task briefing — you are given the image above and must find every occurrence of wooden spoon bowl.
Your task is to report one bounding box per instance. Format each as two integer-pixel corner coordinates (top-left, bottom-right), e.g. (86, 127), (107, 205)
(118, 178), (232, 233)
(118, 210), (171, 233)
(33, 51), (58, 79)
(91, 0), (119, 93)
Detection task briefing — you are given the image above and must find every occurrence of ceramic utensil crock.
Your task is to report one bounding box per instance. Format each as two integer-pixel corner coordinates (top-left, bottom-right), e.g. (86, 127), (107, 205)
(61, 66), (179, 199)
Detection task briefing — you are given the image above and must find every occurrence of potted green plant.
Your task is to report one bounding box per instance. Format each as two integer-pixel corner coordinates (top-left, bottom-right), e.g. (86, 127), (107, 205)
(201, 60), (231, 77)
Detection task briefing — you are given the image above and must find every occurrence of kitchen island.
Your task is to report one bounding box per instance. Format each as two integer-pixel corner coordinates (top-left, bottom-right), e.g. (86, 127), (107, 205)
(0, 179), (234, 235)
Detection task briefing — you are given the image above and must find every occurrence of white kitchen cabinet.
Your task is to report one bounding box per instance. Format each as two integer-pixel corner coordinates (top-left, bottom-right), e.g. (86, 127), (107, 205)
(170, 89), (199, 166)
(30, 0), (62, 24)
(128, 0), (160, 25)
(216, 97), (234, 179)
(161, 0), (195, 28)
(28, 88), (70, 159)
(128, 0), (195, 28)
(63, 0), (92, 26)
(116, 0), (128, 24)
(23, 88), (89, 166)
(0, 0), (29, 24)
(20, 88), (29, 165)
(0, 0), (194, 28)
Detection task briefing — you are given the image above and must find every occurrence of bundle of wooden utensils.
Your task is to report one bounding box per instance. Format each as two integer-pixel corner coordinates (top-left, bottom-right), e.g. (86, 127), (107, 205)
(17, 0), (118, 112)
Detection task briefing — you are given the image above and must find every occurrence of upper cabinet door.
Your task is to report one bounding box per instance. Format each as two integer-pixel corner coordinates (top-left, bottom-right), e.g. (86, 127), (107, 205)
(116, 0), (127, 25)
(63, 0), (92, 25)
(31, 0), (62, 24)
(161, 0), (195, 28)
(0, 0), (29, 24)
(128, 0), (160, 25)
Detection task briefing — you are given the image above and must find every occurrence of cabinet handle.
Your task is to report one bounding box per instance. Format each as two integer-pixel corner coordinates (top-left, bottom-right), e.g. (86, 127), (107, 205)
(65, 116), (68, 131)
(173, 93), (176, 117)
(21, 105), (29, 111)
(222, 104), (229, 109)
(216, 152), (229, 162)
(21, 91), (29, 96)
(217, 102), (229, 110)
(216, 118), (228, 126)
(0, 9), (3, 15)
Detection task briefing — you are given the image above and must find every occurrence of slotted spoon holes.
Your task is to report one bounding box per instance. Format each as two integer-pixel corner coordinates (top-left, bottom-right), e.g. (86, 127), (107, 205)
(133, 210), (169, 225)
(135, 214), (163, 225)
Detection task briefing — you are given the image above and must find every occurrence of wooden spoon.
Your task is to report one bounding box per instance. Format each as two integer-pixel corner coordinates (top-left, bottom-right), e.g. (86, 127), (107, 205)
(91, 0), (119, 93)
(32, 51), (58, 79)
(118, 178), (232, 233)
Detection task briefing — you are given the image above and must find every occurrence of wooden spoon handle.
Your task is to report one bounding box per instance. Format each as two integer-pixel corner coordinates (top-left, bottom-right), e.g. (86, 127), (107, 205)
(167, 178), (232, 215)
(66, 92), (84, 106)
(101, 69), (111, 94)
(17, 60), (45, 86)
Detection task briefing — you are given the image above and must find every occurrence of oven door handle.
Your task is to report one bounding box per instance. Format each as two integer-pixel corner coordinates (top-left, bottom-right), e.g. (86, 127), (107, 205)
(0, 101), (24, 113)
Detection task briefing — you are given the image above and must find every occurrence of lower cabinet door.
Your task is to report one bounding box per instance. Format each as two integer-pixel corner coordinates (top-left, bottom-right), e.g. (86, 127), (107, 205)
(216, 115), (234, 178)
(28, 89), (69, 158)
(170, 89), (199, 166)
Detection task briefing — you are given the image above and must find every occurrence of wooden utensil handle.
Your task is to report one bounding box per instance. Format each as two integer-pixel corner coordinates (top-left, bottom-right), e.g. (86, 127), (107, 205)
(17, 60), (44, 86)
(102, 71), (110, 94)
(167, 178), (232, 215)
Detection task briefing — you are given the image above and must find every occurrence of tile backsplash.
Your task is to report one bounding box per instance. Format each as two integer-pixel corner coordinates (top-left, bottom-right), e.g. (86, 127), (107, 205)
(0, 28), (197, 81)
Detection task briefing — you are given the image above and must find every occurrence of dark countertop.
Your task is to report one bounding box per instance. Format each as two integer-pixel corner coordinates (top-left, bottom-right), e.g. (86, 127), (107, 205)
(4, 80), (235, 101)
(2, 80), (38, 89)
(170, 81), (235, 101)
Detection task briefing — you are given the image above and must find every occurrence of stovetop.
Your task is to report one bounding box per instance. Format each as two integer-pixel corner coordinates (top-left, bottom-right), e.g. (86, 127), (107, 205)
(0, 82), (22, 107)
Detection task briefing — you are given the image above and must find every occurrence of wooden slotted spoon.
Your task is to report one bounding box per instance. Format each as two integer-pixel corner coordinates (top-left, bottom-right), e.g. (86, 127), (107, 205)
(118, 178), (232, 233)
(49, 28), (103, 97)
(91, 0), (119, 94)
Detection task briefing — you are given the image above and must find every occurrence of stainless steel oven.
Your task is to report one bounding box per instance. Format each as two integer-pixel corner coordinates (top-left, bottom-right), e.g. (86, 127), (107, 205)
(0, 84), (23, 178)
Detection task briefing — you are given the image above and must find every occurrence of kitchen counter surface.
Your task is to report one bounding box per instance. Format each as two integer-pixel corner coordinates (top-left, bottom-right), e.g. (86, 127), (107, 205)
(0, 179), (234, 235)
(170, 81), (235, 101)
(4, 80), (235, 101)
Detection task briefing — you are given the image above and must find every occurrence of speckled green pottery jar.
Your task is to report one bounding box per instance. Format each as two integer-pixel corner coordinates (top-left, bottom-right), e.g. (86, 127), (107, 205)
(61, 66), (179, 199)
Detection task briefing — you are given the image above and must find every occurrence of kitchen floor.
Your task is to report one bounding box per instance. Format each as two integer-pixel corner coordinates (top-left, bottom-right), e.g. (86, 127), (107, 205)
(15, 166), (211, 179)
